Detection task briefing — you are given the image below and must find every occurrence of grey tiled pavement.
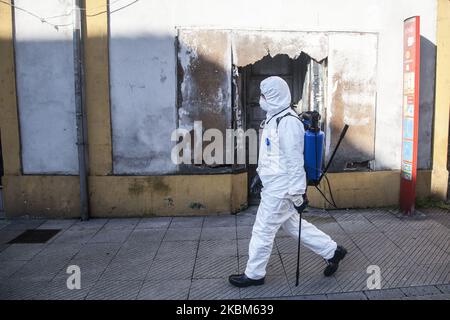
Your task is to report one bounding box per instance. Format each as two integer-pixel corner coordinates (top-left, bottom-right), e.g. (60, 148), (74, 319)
(0, 207), (449, 300)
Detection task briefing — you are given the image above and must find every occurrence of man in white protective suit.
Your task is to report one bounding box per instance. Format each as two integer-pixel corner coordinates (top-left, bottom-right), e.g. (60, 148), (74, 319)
(229, 76), (347, 288)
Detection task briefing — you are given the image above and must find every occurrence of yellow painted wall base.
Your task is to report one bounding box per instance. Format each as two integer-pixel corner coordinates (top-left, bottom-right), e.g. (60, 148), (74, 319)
(3, 175), (81, 218)
(431, 0), (450, 200)
(306, 170), (431, 209)
(3, 170), (432, 218)
(89, 173), (248, 217)
(3, 173), (248, 218)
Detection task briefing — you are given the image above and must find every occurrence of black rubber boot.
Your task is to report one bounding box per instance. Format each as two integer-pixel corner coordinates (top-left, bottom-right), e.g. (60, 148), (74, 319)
(323, 245), (347, 277)
(229, 274), (265, 288)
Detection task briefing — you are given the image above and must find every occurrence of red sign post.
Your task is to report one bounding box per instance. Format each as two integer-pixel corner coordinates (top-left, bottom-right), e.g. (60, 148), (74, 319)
(400, 16), (420, 215)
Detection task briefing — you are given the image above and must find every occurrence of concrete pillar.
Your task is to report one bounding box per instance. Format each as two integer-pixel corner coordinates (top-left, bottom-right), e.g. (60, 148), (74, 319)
(0, 0), (21, 176)
(431, 0), (450, 200)
(83, 0), (113, 176)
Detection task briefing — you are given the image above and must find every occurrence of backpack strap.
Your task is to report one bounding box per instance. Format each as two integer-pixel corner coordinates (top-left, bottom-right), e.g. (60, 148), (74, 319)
(276, 112), (302, 130)
(266, 106), (291, 125)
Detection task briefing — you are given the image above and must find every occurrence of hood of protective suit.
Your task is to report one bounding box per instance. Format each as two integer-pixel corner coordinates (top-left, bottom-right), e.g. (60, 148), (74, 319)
(259, 76), (292, 118)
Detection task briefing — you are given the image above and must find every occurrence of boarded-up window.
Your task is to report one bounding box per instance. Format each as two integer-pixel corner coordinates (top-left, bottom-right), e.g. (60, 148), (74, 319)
(177, 29), (378, 172)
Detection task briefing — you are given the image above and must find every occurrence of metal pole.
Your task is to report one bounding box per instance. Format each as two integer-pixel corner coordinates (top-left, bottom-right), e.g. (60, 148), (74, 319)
(295, 194), (308, 287)
(318, 124), (349, 184)
(73, 0), (89, 221)
(295, 209), (302, 286)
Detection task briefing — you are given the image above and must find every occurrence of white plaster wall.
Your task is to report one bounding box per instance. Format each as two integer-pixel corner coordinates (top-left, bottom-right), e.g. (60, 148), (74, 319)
(109, 0), (437, 173)
(326, 33), (378, 170)
(14, 0), (78, 174)
(109, 1), (177, 174)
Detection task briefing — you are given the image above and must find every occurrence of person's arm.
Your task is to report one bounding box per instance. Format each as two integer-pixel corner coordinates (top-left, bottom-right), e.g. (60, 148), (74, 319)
(278, 117), (307, 203)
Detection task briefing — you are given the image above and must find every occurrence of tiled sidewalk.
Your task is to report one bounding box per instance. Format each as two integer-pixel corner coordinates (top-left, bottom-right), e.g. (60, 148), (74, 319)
(0, 207), (448, 300)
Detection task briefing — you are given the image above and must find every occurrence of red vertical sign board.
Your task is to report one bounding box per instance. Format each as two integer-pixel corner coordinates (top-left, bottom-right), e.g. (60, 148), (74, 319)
(400, 16), (420, 215)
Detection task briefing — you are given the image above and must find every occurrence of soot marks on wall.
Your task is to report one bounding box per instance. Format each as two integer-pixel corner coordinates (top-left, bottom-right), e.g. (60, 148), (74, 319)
(176, 30), (380, 173)
(177, 30), (232, 170)
(231, 31), (328, 67)
(326, 33), (378, 172)
(177, 30), (232, 134)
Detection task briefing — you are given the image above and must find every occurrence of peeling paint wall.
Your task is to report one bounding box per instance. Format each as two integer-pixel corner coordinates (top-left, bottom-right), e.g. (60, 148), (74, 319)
(326, 33), (378, 171)
(177, 30), (232, 134)
(178, 30), (378, 170)
(14, 0), (78, 174)
(107, 0), (436, 173)
(232, 31), (328, 65)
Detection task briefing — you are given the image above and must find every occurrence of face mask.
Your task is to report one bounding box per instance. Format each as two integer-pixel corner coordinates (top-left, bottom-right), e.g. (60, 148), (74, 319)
(260, 96), (269, 112)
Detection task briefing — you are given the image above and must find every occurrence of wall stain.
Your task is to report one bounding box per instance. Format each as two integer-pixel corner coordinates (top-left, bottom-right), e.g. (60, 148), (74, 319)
(164, 197), (174, 207)
(160, 69), (167, 83)
(128, 180), (144, 195)
(189, 202), (206, 210)
(148, 176), (171, 193)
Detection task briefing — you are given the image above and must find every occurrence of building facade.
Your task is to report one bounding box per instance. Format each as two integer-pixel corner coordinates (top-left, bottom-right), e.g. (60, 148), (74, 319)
(0, 0), (449, 218)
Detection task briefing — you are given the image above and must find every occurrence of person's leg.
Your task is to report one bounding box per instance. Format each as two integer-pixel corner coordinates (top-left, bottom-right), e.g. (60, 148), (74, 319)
(281, 204), (347, 276)
(244, 193), (291, 280)
(282, 206), (337, 260)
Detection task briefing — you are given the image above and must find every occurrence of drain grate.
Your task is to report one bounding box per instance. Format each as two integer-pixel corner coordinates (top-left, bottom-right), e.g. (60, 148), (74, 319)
(8, 229), (61, 244)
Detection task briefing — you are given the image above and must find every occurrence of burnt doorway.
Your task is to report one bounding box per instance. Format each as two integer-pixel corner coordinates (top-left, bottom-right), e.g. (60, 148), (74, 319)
(238, 53), (312, 205)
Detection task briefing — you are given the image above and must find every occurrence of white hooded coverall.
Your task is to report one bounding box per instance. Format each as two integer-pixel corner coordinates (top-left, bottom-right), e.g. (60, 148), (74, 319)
(244, 76), (337, 280)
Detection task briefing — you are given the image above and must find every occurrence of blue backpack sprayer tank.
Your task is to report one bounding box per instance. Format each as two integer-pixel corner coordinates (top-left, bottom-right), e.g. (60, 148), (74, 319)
(299, 110), (349, 188)
(301, 111), (325, 185)
(274, 109), (349, 187)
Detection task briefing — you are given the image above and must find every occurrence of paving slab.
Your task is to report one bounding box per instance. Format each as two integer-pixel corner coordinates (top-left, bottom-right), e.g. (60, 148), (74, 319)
(193, 255), (239, 279)
(200, 227), (236, 241)
(364, 288), (406, 300)
(147, 256), (196, 281)
(197, 240), (237, 257)
(88, 228), (133, 243)
(139, 279), (191, 300)
(136, 217), (172, 230)
(170, 217), (204, 228)
(38, 275), (93, 300)
(203, 216), (236, 228)
(240, 275), (291, 299)
(189, 278), (240, 300)
(326, 291), (368, 300)
(400, 285), (442, 297)
(164, 228), (202, 241)
(155, 240), (199, 260)
(86, 280), (143, 300)
(0, 244), (46, 261)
